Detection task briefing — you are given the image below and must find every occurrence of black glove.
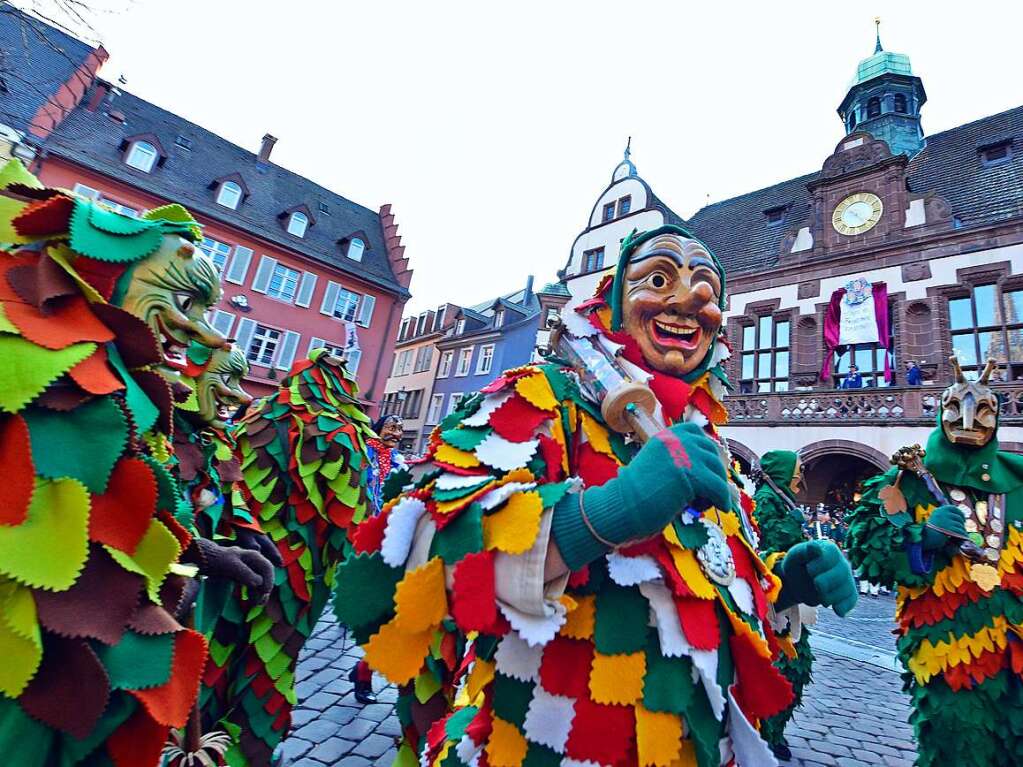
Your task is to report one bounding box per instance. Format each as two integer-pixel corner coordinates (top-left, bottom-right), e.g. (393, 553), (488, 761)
(193, 538), (276, 604)
(235, 528), (284, 568)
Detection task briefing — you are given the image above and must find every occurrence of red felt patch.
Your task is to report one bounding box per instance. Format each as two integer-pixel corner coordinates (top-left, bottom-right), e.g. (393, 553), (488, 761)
(576, 441), (620, 488)
(945, 647), (1006, 692)
(675, 596), (720, 650)
(12, 194), (74, 236)
(68, 346), (124, 395)
(69, 256), (123, 301)
(90, 457), (158, 555)
(5, 294), (114, 350)
(567, 567), (590, 589)
(20, 636), (110, 739)
(538, 636), (594, 698)
(326, 499), (356, 530)
(537, 434), (564, 483)
(451, 550), (498, 632)
(729, 632), (793, 722)
(351, 510), (388, 553)
(131, 628), (208, 728)
(480, 376), (510, 394)
(0, 414), (34, 525)
(90, 303), (162, 369)
(488, 394), (551, 442)
(647, 374), (692, 424)
(6, 254), (77, 310)
(564, 695), (635, 765)
(107, 705), (168, 767)
(157, 510), (194, 551)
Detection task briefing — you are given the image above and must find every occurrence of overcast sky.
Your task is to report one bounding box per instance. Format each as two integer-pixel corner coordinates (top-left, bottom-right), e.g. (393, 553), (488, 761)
(41, 0), (1023, 313)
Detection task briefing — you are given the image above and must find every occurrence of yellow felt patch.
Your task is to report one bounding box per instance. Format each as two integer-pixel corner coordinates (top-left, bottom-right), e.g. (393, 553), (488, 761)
(548, 416), (570, 475)
(589, 650), (645, 705)
(0, 579), (41, 697)
(580, 411), (615, 459)
(663, 528), (716, 600)
(364, 620), (434, 685)
(717, 511), (740, 537)
(724, 608), (772, 661)
(515, 372), (559, 412)
(394, 558), (447, 632)
(467, 657), (496, 703)
(486, 716), (528, 767)
(908, 616), (1008, 685)
(671, 737), (699, 767)
(636, 704), (683, 767)
(435, 442), (480, 468)
(106, 518), (181, 602)
(435, 479), (497, 516)
(560, 594), (595, 640)
(482, 491), (543, 555)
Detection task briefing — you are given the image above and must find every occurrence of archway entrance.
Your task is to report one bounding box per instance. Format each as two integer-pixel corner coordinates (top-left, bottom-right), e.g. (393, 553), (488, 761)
(801, 453), (882, 515)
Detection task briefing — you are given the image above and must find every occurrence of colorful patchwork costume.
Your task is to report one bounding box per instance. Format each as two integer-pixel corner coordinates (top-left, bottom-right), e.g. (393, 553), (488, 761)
(201, 349), (374, 766)
(336, 225), (856, 767)
(0, 162), (229, 765)
(847, 360), (1023, 767)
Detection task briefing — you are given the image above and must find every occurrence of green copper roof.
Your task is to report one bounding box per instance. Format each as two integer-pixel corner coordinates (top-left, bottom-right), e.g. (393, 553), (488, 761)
(852, 49), (913, 86)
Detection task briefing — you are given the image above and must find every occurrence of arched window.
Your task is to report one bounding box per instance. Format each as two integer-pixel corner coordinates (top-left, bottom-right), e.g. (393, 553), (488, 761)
(346, 237), (365, 262)
(893, 94), (908, 114)
(125, 141), (158, 172)
(216, 181), (242, 209)
(847, 111), (857, 131)
(866, 97), (881, 119)
(287, 211), (308, 238)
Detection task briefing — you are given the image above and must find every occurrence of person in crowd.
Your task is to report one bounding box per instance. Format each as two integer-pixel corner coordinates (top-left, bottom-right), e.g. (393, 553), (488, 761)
(906, 360), (924, 386)
(841, 364), (865, 389)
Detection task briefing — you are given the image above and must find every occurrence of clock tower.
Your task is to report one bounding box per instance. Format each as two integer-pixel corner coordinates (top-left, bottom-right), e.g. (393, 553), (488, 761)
(837, 21), (927, 158)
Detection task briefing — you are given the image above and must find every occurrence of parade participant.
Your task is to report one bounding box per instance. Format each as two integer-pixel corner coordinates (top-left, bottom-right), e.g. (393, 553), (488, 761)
(0, 161), (264, 764)
(841, 364), (864, 389)
(349, 413), (410, 704)
(205, 348), (374, 766)
(847, 357), (1023, 767)
(752, 451), (814, 761)
(335, 225), (857, 767)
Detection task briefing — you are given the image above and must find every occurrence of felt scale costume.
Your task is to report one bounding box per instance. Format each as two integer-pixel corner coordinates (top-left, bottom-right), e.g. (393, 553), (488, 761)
(847, 359), (1023, 767)
(335, 225), (856, 767)
(0, 162), (228, 765)
(200, 348), (375, 766)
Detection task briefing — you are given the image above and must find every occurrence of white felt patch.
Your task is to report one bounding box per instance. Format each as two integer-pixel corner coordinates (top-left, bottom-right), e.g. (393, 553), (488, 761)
(455, 735), (480, 765)
(727, 688), (778, 766)
(562, 305), (598, 338)
(474, 431), (540, 472)
(498, 599), (567, 648)
(380, 496), (427, 567)
(462, 391), (513, 427)
(523, 687), (576, 752)
(639, 581), (689, 658)
(710, 338), (730, 366)
(727, 578), (755, 616)
(683, 405), (709, 428)
(693, 649), (725, 720)
(479, 481), (538, 511)
(435, 473), (493, 491)
(493, 630), (544, 682)
(607, 553), (662, 587)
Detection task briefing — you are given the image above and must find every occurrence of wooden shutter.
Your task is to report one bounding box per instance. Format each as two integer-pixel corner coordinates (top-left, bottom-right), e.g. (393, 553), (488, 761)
(251, 256), (277, 293)
(357, 295), (376, 327)
(234, 318), (257, 357)
(307, 336), (325, 355)
(210, 309), (235, 337)
(296, 272), (318, 308)
(275, 330), (301, 370)
(346, 349), (362, 374)
(320, 281), (340, 315)
(225, 246), (254, 285)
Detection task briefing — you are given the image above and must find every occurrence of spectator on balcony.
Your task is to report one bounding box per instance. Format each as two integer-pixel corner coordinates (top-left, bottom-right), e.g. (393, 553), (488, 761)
(841, 364), (865, 389)
(905, 360), (923, 386)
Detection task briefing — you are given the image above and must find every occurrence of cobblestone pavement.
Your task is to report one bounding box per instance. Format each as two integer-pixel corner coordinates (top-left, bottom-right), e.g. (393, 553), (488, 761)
(284, 593), (917, 767)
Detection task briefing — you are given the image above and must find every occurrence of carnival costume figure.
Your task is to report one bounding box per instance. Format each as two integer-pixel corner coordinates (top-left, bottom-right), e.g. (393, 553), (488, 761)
(751, 451), (815, 760)
(334, 225), (857, 767)
(847, 358), (1023, 767)
(0, 161), (269, 764)
(203, 348), (374, 766)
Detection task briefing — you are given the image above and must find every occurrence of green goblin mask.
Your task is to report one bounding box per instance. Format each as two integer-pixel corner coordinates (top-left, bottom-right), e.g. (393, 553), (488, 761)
(196, 344), (253, 429)
(941, 357), (999, 448)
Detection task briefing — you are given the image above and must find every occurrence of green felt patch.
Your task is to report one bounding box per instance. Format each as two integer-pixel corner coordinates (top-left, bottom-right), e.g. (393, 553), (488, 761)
(95, 631), (174, 690)
(444, 704), (478, 741)
(24, 395), (127, 494)
(643, 638), (694, 714)
(672, 518), (710, 551)
(0, 337), (95, 414)
(536, 481), (570, 509)
(441, 426), (491, 452)
(491, 671), (533, 729)
(332, 552), (402, 629)
(522, 742), (562, 767)
(69, 200), (164, 262)
(433, 503), (484, 564)
(594, 582), (649, 654)
(106, 345), (158, 434)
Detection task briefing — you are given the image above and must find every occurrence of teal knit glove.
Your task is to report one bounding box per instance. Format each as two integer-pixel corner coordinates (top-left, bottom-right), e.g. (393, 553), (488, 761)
(552, 423), (731, 571)
(775, 540), (858, 617)
(922, 505), (968, 551)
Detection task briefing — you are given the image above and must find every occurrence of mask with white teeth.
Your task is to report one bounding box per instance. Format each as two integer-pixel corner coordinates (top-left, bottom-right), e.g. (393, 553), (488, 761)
(195, 344), (253, 429)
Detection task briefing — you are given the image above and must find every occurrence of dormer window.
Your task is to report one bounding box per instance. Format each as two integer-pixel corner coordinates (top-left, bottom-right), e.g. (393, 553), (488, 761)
(216, 181), (242, 210)
(893, 94), (908, 114)
(617, 196), (631, 216)
(346, 237), (365, 262)
(125, 140), (158, 172)
(847, 111), (857, 131)
(456, 318), (466, 335)
(494, 309), (505, 327)
(764, 206), (786, 227)
(287, 211), (308, 238)
(979, 140), (1013, 168)
(866, 97), (881, 119)
(603, 202), (615, 222)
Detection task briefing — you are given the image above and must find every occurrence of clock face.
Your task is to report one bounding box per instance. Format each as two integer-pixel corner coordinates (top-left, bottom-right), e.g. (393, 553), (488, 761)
(832, 192), (883, 236)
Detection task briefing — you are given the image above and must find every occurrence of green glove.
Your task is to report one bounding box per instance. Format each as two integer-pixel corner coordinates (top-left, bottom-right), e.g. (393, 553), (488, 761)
(922, 504), (968, 551)
(552, 422), (731, 571)
(775, 540), (858, 617)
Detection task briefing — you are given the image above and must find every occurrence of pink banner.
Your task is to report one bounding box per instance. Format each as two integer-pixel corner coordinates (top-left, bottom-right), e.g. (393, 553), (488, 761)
(820, 281), (891, 383)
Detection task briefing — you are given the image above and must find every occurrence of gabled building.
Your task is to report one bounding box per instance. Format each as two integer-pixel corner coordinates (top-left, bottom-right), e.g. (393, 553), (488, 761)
(0, 8), (413, 404)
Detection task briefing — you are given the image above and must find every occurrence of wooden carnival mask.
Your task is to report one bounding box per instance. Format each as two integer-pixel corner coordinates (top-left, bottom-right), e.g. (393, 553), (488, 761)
(941, 357), (999, 448)
(196, 344), (253, 429)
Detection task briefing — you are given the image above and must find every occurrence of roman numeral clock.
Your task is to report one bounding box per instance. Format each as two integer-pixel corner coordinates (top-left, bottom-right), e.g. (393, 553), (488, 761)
(832, 191), (884, 236)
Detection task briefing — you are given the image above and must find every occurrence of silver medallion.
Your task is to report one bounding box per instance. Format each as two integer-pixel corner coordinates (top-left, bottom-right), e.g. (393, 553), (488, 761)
(951, 489), (967, 502)
(965, 519), (979, 533)
(696, 520), (736, 586)
(976, 501), (989, 525)
(987, 534), (1001, 548)
(958, 503), (972, 517)
(992, 519), (1004, 533)
(986, 548), (1001, 562)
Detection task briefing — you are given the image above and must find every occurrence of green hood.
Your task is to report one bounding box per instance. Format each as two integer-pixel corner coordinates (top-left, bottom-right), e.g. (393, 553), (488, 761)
(923, 407), (1023, 494)
(760, 450), (799, 500)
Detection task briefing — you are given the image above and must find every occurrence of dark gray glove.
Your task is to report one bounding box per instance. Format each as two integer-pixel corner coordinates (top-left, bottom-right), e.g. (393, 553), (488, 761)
(193, 538), (276, 604)
(235, 528), (284, 568)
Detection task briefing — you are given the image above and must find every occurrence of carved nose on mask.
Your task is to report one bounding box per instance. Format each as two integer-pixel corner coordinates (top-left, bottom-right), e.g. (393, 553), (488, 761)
(961, 392), (977, 431)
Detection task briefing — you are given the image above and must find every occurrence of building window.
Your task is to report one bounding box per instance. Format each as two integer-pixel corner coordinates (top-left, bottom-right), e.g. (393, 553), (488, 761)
(949, 284), (1023, 379)
(318, 201), (330, 214)
(494, 309), (505, 327)
(216, 181), (242, 209)
(413, 345), (433, 373)
(455, 347), (474, 377)
(346, 237), (365, 262)
(246, 324), (281, 367)
(739, 315), (790, 393)
(266, 264), (301, 303)
(893, 94), (908, 114)
(199, 237), (232, 271)
(331, 287), (361, 322)
(979, 141), (1013, 168)
(847, 111), (857, 131)
(455, 318), (466, 335)
(174, 135), (193, 150)
(73, 184), (137, 217)
(583, 247), (605, 273)
(426, 394), (445, 424)
(833, 343), (892, 389)
(125, 141), (158, 172)
(437, 350), (454, 378)
(617, 196), (632, 216)
(866, 97), (881, 119)
(391, 349), (414, 377)
(287, 211), (309, 237)
(402, 389), (424, 419)
(764, 206), (786, 227)
(446, 393), (464, 416)
(476, 344), (495, 375)
(602, 202), (615, 222)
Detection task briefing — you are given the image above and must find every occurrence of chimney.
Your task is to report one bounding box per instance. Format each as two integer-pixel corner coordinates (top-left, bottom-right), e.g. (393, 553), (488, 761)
(85, 82), (110, 112)
(524, 274), (534, 299)
(258, 134), (278, 163)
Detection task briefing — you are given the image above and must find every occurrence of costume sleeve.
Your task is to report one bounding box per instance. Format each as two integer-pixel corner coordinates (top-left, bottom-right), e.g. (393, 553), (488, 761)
(752, 486), (806, 556)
